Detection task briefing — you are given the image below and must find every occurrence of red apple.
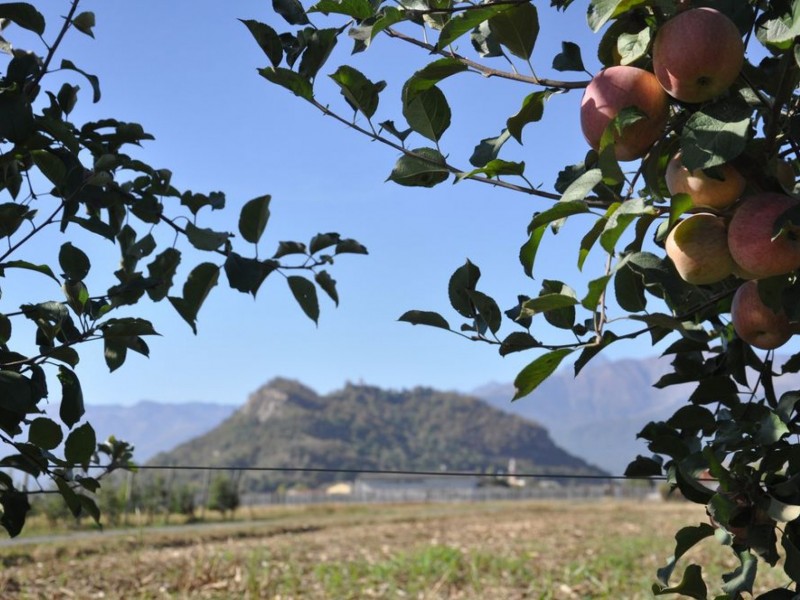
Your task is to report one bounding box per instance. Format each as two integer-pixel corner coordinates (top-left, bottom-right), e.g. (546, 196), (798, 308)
(728, 193), (800, 278)
(665, 214), (734, 284)
(731, 280), (792, 350)
(580, 66), (670, 161)
(653, 8), (744, 104)
(665, 152), (745, 210)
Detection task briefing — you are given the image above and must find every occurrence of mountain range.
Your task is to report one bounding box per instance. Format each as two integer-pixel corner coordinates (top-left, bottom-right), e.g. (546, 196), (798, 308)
(147, 378), (606, 491)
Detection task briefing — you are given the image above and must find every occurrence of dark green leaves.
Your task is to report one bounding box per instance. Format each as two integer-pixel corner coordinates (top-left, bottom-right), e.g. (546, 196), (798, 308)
(681, 96), (752, 171)
(330, 66), (386, 119)
(59, 242), (90, 282)
(240, 19), (283, 67)
(552, 41), (585, 72)
(309, 0), (373, 19)
(57, 366), (84, 429)
(273, 0), (310, 25)
(224, 253), (276, 296)
(402, 86), (451, 142)
(513, 348), (573, 400)
(238, 195), (271, 244)
(398, 310), (451, 330)
(387, 148), (449, 187)
(60, 60), (101, 103)
(287, 276), (319, 324)
(0, 3), (45, 35)
(259, 67), (313, 101)
(72, 11), (95, 38)
(0, 490), (30, 538)
(27, 417), (62, 450)
(488, 2), (539, 60)
(507, 90), (554, 144)
(437, 5), (509, 49)
(64, 422), (96, 468)
(168, 263), (220, 333)
(448, 260), (481, 319)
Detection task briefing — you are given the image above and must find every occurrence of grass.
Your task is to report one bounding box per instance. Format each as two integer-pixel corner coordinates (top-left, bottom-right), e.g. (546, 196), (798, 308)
(0, 499), (795, 598)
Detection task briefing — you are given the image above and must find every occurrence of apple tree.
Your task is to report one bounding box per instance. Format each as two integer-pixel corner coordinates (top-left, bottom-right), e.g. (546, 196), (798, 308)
(250, 0), (800, 595)
(0, 1), (366, 537)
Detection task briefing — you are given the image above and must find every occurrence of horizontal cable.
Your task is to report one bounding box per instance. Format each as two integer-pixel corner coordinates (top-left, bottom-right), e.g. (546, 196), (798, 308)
(86, 464), (668, 481)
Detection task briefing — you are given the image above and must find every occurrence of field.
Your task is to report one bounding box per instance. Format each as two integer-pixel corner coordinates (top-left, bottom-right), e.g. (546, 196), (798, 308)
(0, 499), (792, 599)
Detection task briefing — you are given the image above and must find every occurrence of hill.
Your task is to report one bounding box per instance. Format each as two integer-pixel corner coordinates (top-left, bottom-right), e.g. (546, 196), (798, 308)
(149, 378), (606, 491)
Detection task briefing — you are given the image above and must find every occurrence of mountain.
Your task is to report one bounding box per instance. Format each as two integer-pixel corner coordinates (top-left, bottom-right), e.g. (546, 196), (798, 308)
(473, 355), (800, 475)
(150, 378), (606, 492)
(81, 401), (237, 463)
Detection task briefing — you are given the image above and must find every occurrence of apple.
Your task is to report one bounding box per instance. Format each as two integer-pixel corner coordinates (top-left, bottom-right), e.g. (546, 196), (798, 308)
(580, 66), (670, 161)
(731, 280), (792, 350)
(728, 193), (800, 278)
(665, 213), (734, 284)
(652, 8), (744, 104)
(665, 152), (745, 210)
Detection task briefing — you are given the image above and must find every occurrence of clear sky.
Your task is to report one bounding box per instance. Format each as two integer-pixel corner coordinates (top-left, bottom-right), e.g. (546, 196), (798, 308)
(9, 1), (786, 408)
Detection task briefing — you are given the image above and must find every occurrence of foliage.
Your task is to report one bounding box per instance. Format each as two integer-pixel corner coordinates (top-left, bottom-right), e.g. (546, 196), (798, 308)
(250, 0), (800, 595)
(0, 2), (364, 537)
(207, 474), (240, 517)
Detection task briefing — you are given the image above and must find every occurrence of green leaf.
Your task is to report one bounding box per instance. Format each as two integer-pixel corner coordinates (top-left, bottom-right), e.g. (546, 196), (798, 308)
(402, 85), (451, 142)
(146, 248), (181, 302)
(0, 202), (30, 238)
(499, 331), (539, 356)
(581, 274), (612, 310)
(488, 2), (538, 60)
(469, 129), (511, 167)
(656, 524), (716, 586)
(398, 310), (450, 330)
(57, 366), (84, 429)
(587, 0), (648, 32)
(314, 270), (338, 305)
(528, 201), (589, 231)
(72, 11), (95, 37)
(185, 222), (231, 251)
(681, 96), (752, 171)
(330, 66), (386, 119)
(721, 551), (757, 596)
(600, 198), (655, 254)
(60, 59), (100, 103)
(379, 120), (412, 142)
(669, 193), (693, 228)
(387, 148), (449, 187)
(782, 533), (800, 582)
(28, 417), (63, 451)
(653, 564), (708, 598)
(403, 58), (468, 102)
(437, 5), (509, 49)
(513, 348), (573, 400)
(58, 242), (90, 282)
(757, 2), (800, 50)
(31, 149), (66, 186)
(258, 67), (313, 101)
(0, 3), (44, 34)
(466, 289), (502, 334)
(335, 238), (368, 254)
(552, 41), (584, 72)
(521, 292), (578, 315)
(561, 168), (602, 202)
(624, 455), (663, 477)
(507, 90), (554, 144)
(448, 259), (481, 318)
(574, 331), (617, 375)
(519, 223), (546, 278)
(309, 0), (373, 18)
(458, 159), (524, 181)
(167, 263), (220, 334)
(616, 27), (650, 66)
(64, 422), (95, 468)
(238, 195), (271, 245)
(614, 262), (646, 312)
(287, 276), (319, 324)
(298, 28), (339, 81)
(274, 240), (307, 258)
(240, 19), (282, 67)
(758, 411), (790, 444)
(224, 254), (276, 297)
(272, 0), (310, 25)
(1, 260), (58, 282)
(0, 490), (30, 538)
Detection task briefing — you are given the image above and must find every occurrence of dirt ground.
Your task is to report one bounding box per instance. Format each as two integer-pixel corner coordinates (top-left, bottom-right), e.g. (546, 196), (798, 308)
(0, 499), (790, 599)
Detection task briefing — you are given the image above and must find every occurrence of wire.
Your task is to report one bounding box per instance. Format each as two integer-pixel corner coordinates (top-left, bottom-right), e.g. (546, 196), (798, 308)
(87, 464), (668, 481)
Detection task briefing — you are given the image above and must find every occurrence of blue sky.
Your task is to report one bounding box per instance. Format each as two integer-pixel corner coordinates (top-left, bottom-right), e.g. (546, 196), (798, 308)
(8, 1), (770, 407)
